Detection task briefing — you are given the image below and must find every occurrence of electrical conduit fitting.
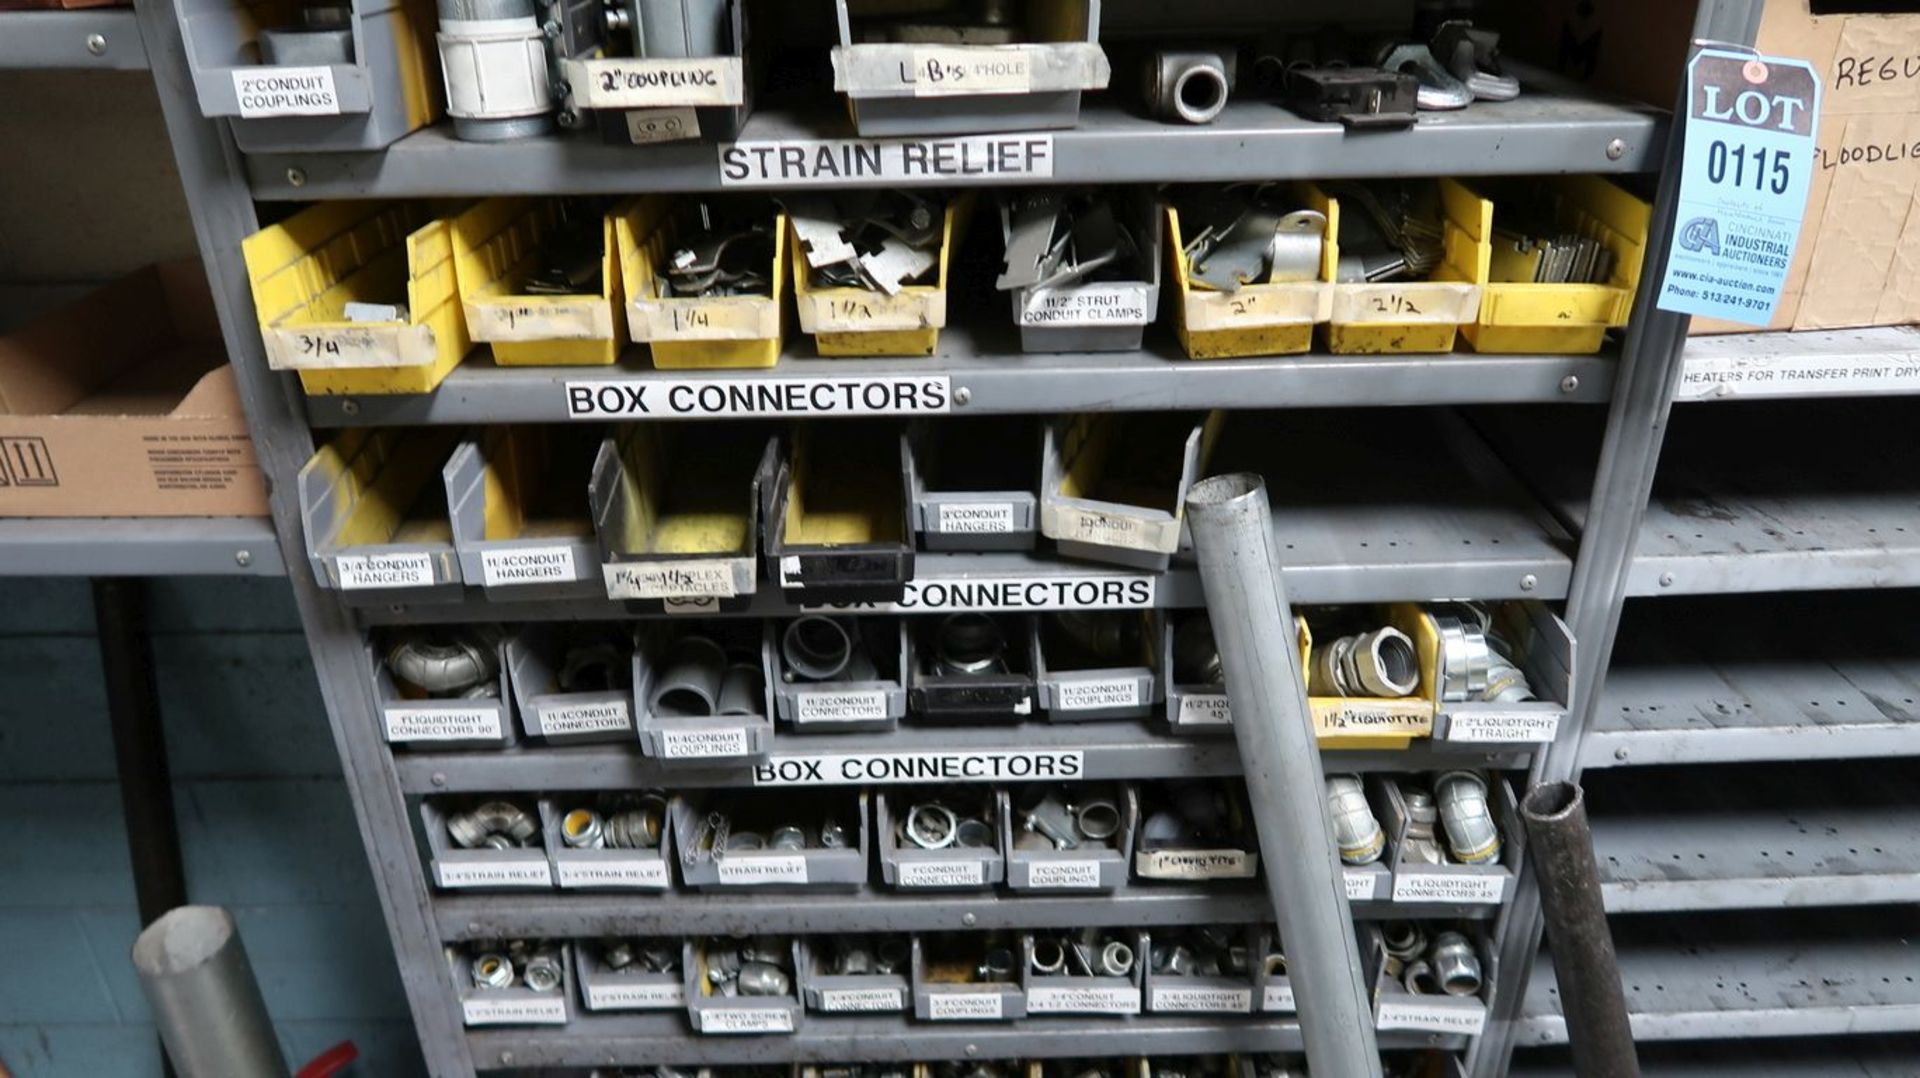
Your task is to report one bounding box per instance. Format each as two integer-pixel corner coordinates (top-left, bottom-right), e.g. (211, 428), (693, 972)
(905, 802), (959, 849)
(1346, 628), (1420, 697)
(1401, 958), (1438, 996)
(935, 614), (1007, 676)
(523, 951), (563, 993)
(650, 636), (729, 716)
(782, 616), (859, 681)
(1483, 657), (1535, 702)
(1429, 932), (1481, 996)
(1147, 50), (1235, 125)
(1375, 42), (1473, 110)
(436, 0), (554, 142)
(448, 801), (537, 848)
(1381, 922), (1425, 963)
(1430, 21), (1520, 102)
(1326, 774), (1385, 865)
(471, 952), (514, 989)
(1434, 771), (1501, 864)
(736, 961), (791, 997)
(1074, 799), (1122, 842)
(954, 817), (995, 848)
(1097, 939), (1136, 977)
(770, 825), (807, 851)
(1030, 938), (1067, 975)
(1434, 616), (1492, 702)
(388, 633), (497, 695)
(561, 808), (605, 849)
(1263, 952), (1287, 978)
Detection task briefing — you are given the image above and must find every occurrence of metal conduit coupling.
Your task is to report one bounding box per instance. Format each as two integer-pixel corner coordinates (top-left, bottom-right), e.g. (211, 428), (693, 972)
(387, 632), (497, 694)
(1429, 932), (1481, 996)
(561, 808), (605, 849)
(650, 636), (728, 716)
(935, 613), (1007, 676)
(954, 818), (995, 848)
(1401, 958), (1438, 996)
(905, 802), (959, 849)
(523, 951), (563, 993)
(980, 945), (1017, 980)
(1344, 628), (1420, 697)
(1483, 657), (1535, 703)
(1434, 616), (1492, 702)
(1147, 50), (1234, 124)
(471, 951), (515, 989)
(1183, 472), (1384, 1077)
(1326, 774), (1385, 865)
(1434, 771), (1502, 864)
(1381, 921), (1425, 963)
(1030, 938), (1067, 974)
(132, 906), (292, 1078)
(783, 615), (857, 681)
(1098, 939), (1136, 977)
(1521, 781), (1642, 1078)
(736, 961), (791, 997)
(1075, 799), (1122, 841)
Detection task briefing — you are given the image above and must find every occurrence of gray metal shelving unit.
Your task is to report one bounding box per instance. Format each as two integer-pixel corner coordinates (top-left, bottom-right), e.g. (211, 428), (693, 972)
(0, 517), (283, 577)
(0, 9), (147, 70)
(100, 0), (1920, 1073)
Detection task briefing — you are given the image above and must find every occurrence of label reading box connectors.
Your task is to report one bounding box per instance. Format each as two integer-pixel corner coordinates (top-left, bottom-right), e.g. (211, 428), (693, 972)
(232, 66), (340, 118)
(794, 691), (890, 723)
(818, 987), (906, 1012)
(436, 859), (553, 888)
(926, 992), (1004, 1020)
(585, 979), (683, 1009)
(715, 855), (808, 885)
(699, 1007), (795, 1033)
(1392, 872), (1507, 905)
(567, 375), (952, 419)
(335, 552), (435, 590)
(1443, 710), (1560, 743)
(897, 859), (987, 888)
(556, 857), (670, 889)
(1176, 693), (1232, 726)
(935, 502), (1017, 534)
(536, 700), (631, 736)
(1375, 1000), (1486, 1035)
(604, 559), (739, 600)
(481, 546), (576, 587)
(382, 706), (502, 743)
(754, 749), (1083, 787)
(1054, 678), (1142, 711)
(462, 995), (567, 1025)
(1150, 985), (1253, 1013)
(1023, 859), (1103, 889)
(812, 574), (1155, 614)
(659, 726), (751, 759)
(1025, 984), (1140, 1014)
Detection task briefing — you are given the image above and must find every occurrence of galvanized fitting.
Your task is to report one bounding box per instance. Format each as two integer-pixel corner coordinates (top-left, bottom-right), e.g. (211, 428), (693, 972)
(717, 662), (763, 716)
(876, 938), (910, 974)
(935, 613), (1007, 676)
(979, 945), (1017, 980)
(1262, 952), (1287, 978)
(561, 808), (605, 849)
(1482, 657), (1535, 703)
(904, 802), (959, 849)
(1030, 937), (1067, 975)
(834, 944), (873, 976)
(736, 960), (791, 997)
(649, 635), (728, 717)
(1401, 958), (1439, 995)
(1381, 921), (1426, 963)
(1020, 789), (1078, 849)
(449, 801), (537, 849)
(605, 799), (664, 849)
(1434, 771), (1502, 864)
(523, 951), (563, 992)
(1434, 616), (1493, 702)
(819, 819), (851, 849)
(1097, 939), (1136, 977)
(1429, 932), (1481, 996)
(954, 817), (995, 849)
(770, 825), (807, 851)
(389, 632), (497, 694)
(1325, 774), (1385, 865)
(725, 830), (767, 852)
(1147, 49), (1235, 125)
(1171, 616), (1224, 686)
(471, 951), (514, 989)
(782, 616), (856, 681)
(602, 940), (635, 971)
(1074, 799), (1122, 842)
(1346, 627), (1420, 697)
(1153, 943), (1193, 977)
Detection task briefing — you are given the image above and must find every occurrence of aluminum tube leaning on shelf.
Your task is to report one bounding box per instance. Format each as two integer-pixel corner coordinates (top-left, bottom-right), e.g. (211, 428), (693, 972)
(1185, 473), (1382, 1078)
(132, 906), (291, 1078)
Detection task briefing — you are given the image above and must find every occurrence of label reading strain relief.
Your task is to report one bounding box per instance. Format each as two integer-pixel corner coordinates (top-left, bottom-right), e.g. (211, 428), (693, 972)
(926, 992), (1004, 1020)
(585, 979), (683, 1009)
(719, 135), (1054, 187)
(715, 854), (809, 885)
(556, 857), (670, 889)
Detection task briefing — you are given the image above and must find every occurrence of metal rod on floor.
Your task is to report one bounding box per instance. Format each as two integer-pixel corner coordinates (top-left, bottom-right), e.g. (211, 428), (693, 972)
(133, 906), (291, 1078)
(1521, 783), (1639, 1078)
(1186, 473), (1382, 1078)
(93, 578), (190, 926)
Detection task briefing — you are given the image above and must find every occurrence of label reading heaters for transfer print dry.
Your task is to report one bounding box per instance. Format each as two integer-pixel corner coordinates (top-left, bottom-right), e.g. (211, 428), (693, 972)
(1658, 48), (1821, 324)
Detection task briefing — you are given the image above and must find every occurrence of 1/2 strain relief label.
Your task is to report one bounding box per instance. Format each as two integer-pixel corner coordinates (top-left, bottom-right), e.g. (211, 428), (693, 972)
(481, 546), (576, 587)
(925, 992), (1003, 1020)
(817, 987), (905, 1012)
(1375, 1000), (1486, 1035)
(1176, 693), (1231, 726)
(1392, 872), (1508, 905)
(715, 854), (809, 885)
(1150, 985), (1253, 1013)
(658, 726), (751, 759)
(462, 995), (567, 1025)
(794, 690), (890, 723)
(1054, 678), (1141, 711)
(1025, 984), (1140, 1014)
(935, 502), (1017, 534)
(698, 1007), (795, 1033)
(437, 859), (553, 888)
(335, 552), (435, 590)
(586, 979), (683, 1009)
(556, 857), (669, 889)
(897, 859), (987, 888)
(232, 66), (340, 118)
(1022, 859), (1103, 889)
(382, 706), (502, 743)
(537, 699), (631, 736)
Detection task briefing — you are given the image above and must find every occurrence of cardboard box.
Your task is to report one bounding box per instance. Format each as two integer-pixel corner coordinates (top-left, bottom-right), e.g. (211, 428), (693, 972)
(1495, 0), (1920, 332)
(0, 263), (266, 518)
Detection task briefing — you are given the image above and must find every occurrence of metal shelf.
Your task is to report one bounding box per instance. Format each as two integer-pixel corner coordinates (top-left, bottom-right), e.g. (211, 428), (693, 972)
(465, 1012), (1458, 1069)
(247, 82), (1663, 200)
(1677, 327), (1920, 402)
(1518, 917), (1920, 1047)
(0, 517), (285, 577)
(302, 337), (1616, 428)
(1512, 1037), (1920, 1076)
(434, 884), (1499, 942)
(393, 721), (1531, 794)
(0, 9), (146, 70)
(1581, 596), (1920, 769)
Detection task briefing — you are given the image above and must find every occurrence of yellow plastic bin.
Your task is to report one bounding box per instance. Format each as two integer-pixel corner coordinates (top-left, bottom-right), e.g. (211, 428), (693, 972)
(1166, 203), (1332, 360)
(790, 195), (973, 358)
(619, 195), (786, 370)
(1298, 605), (1437, 750)
(1462, 176), (1650, 355)
(452, 198), (630, 367)
(1313, 180), (1489, 355)
(242, 201), (470, 396)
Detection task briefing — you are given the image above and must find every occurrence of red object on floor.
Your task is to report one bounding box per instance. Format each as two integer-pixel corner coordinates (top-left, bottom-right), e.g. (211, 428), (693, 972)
(296, 1041), (360, 1078)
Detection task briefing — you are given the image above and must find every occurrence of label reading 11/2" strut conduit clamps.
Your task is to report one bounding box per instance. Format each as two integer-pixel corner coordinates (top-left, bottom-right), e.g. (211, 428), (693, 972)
(566, 376), (952, 419)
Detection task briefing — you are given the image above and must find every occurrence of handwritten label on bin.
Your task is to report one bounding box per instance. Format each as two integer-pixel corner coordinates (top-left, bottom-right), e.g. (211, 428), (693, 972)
(604, 559), (740, 600)
(564, 57), (745, 109)
(715, 855), (808, 885)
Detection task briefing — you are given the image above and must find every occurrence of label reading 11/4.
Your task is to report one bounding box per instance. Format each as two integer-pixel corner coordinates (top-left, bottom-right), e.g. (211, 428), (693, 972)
(1658, 49), (1821, 325)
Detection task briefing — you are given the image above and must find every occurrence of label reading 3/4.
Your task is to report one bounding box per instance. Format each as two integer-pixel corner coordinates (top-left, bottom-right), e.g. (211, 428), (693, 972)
(1375, 1000), (1487, 1035)
(926, 992), (1004, 1020)
(480, 546), (576, 587)
(335, 552), (435, 590)
(436, 859), (553, 888)
(817, 987), (905, 1012)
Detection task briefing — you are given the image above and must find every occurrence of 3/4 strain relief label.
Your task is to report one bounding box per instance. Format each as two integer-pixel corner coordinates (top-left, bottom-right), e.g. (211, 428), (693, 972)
(436, 859), (552, 888)
(556, 858), (669, 889)
(698, 1007), (795, 1033)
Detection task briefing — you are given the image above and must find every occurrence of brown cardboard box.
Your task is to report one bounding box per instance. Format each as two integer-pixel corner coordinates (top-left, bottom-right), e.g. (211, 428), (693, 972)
(0, 263), (269, 518)
(1494, 0), (1920, 333)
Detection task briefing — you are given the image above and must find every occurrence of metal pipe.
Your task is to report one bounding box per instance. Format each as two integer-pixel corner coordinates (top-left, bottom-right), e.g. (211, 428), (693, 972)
(1185, 473), (1382, 1078)
(93, 580), (189, 927)
(132, 906), (291, 1078)
(1521, 782), (1640, 1078)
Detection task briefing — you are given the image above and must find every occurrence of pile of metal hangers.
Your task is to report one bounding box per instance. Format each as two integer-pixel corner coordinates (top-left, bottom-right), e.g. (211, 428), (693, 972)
(788, 191), (945, 296)
(1493, 217), (1618, 285)
(525, 200), (606, 296)
(997, 190), (1144, 295)
(1323, 181), (1447, 283)
(660, 200), (774, 298)
(1176, 184), (1325, 293)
